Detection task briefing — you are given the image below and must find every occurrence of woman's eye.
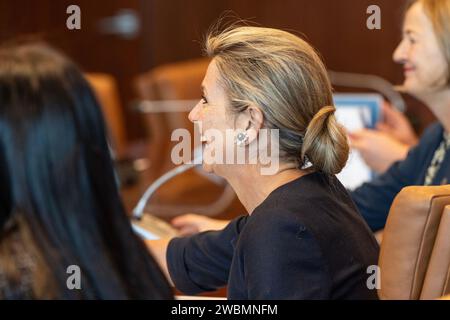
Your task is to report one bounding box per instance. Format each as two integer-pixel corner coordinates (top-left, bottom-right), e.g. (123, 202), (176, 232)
(406, 36), (416, 45)
(201, 96), (208, 104)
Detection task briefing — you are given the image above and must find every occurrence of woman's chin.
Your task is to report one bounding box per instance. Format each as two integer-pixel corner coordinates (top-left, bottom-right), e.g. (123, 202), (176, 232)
(402, 79), (423, 97)
(403, 77), (444, 98)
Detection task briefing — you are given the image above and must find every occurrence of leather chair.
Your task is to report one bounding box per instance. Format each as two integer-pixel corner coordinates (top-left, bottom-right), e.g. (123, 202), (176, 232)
(85, 72), (128, 159)
(378, 185), (450, 299)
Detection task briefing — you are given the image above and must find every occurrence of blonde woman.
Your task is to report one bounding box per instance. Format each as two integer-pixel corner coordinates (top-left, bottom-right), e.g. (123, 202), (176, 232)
(174, 0), (450, 235)
(147, 26), (379, 299)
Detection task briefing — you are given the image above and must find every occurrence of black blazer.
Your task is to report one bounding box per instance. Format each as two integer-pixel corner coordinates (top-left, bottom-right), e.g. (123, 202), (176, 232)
(167, 171), (379, 299)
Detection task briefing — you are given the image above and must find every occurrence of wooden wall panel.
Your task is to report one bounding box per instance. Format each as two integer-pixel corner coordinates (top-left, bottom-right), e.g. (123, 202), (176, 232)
(0, 0), (434, 139)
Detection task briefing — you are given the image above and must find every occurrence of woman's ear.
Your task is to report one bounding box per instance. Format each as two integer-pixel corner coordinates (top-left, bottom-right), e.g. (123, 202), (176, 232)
(241, 104), (264, 145)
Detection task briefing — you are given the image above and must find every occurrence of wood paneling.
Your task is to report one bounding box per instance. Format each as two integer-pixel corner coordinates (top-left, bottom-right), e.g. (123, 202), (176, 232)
(0, 0), (434, 138)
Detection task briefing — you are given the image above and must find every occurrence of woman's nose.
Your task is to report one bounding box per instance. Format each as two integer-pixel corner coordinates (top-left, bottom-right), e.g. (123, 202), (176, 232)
(393, 40), (407, 64)
(188, 101), (202, 123)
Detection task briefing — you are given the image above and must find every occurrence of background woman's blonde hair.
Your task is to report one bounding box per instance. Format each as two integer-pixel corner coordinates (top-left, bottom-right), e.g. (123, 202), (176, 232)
(408, 0), (450, 84)
(204, 25), (349, 175)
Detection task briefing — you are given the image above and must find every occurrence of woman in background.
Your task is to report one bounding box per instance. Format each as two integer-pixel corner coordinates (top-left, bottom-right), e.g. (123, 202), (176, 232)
(0, 43), (172, 299)
(351, 0), (450, 230)
(350, 0), (450, 175)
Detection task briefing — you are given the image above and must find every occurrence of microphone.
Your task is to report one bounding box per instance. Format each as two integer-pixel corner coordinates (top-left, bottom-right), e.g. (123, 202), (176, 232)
(132, 150), (203, 220)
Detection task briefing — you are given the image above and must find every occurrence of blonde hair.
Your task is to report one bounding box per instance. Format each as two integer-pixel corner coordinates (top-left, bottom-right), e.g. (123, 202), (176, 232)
(408, 0), (450, 84)
(204, 26), (349, 175)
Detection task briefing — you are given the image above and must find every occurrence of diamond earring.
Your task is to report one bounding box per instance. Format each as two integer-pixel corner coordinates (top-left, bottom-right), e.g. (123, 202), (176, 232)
(235, 131), (249, 147)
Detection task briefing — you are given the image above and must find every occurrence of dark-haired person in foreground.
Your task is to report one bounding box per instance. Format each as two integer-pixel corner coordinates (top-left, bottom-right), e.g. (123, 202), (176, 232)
(0, 44), (173, 299)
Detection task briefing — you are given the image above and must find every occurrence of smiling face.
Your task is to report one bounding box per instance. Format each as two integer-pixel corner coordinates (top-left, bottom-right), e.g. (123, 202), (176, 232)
(393, 2), (448, 98)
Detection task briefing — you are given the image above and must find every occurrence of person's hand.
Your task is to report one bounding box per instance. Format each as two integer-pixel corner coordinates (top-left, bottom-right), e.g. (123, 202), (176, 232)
(171, 214), (230, 236)
(349, 129), (410, 174)
(376, 102), (418, 146)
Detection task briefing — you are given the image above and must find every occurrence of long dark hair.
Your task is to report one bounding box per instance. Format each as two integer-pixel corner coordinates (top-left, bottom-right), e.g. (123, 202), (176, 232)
(0, 43), (173, 299)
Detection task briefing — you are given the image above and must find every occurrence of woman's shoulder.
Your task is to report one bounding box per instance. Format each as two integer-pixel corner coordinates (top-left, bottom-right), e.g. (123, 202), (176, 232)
(250, 172), (352, 218)
(417, 122), (444, 145)
(240, 195), (321, 250)
(236, 201), (329, 288)
(240, 172), (363, 247)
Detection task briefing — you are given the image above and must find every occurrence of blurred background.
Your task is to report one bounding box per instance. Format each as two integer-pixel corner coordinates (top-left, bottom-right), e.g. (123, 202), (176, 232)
(0, 0), (435, 218)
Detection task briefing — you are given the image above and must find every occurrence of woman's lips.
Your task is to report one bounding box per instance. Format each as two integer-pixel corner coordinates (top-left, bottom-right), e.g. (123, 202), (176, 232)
(404, 66), (415, 74)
